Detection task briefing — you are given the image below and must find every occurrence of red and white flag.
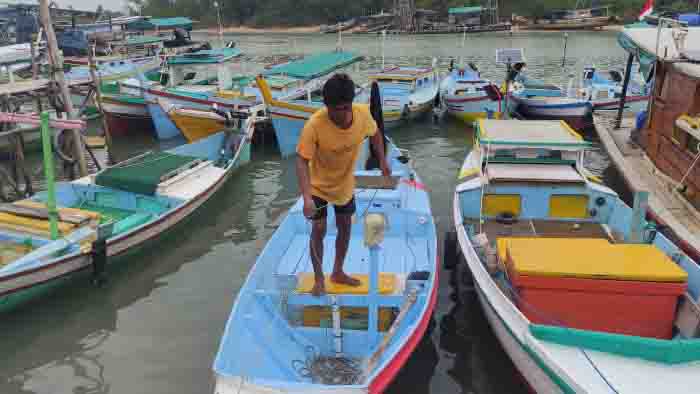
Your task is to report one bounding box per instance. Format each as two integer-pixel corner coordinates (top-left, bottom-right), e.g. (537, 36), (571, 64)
(639, 0), (654, 20)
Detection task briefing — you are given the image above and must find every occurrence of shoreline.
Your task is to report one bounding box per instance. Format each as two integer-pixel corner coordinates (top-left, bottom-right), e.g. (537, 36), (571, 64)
(194, 25), (321, 34)
(195, 23), (624, 35)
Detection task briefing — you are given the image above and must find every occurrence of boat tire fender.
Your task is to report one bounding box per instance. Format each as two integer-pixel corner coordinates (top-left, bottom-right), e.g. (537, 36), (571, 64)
(91, 238), (107, 287)
(443, 231), (458, 270)
(495, 212), (517, 225)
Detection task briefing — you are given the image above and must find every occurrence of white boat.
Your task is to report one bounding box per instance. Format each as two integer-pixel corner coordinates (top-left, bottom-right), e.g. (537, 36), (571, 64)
(451, 118), (700, 393)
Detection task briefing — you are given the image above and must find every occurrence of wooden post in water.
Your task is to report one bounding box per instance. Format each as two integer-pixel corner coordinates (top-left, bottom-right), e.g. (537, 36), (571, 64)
(88, 43), (113, 158)
(38, 0), (88, 177)
(615, 53), (635, 130)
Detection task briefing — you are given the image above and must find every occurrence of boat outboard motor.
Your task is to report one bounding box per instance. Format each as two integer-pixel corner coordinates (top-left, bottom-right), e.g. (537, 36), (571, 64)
(448, 59), (454, 72)
(366, 81), (387, 171)
(173, 27), (190, 45)
(225, 41), (236, 48)
(508, 62), (526, 82)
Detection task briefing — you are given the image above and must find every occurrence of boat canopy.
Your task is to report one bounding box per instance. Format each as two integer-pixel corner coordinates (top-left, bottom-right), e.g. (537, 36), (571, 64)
(369, 66), (434, 81)
(477, 119), (591, 150)
(618, 26), (700, 80)
(448, 6), (482, 15)
(126, 17), (193, 31)
(121, 35), (167, 46)
(263, 51), (363, 80)
(167, 48), (242, 65)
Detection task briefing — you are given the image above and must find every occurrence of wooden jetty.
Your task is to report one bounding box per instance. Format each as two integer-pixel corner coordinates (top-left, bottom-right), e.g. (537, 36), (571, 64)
(593, 111), (700, 256)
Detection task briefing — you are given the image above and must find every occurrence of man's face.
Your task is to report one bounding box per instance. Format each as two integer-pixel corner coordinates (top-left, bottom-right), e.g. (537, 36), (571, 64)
(327, 102), (353, 129)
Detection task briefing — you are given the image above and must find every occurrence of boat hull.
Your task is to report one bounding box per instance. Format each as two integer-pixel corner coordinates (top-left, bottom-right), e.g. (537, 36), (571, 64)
(0, 132), (253, 313)
(446, 95), (502, 122)
(509, 96), (592, 130)
(102, 96), (154, 136)
(168, 109), (225, 143)
(268, 104), (315, 156)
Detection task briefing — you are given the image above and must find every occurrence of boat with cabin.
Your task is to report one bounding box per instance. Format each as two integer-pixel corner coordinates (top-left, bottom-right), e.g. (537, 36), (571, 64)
(451, 118), (700, 393)
(508, 71), (593, 131)
(522, 4), (613, 30)
(593, 24), (700, 260)
(0, 109), (256, 312)
(440, 63), (502, 122)
(582, 65), (649, 112)
(356, 66), (439, 129)
(213, 137), (438, 394)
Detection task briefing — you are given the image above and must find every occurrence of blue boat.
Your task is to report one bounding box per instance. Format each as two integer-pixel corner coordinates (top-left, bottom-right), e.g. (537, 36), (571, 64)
(581, 66), (649, 112)
(440, 65), (503, 122)
(0, 113), (256, 313)
(214, 140), (438, 393)
(452, 119), (700, 392)
(355, 66), (440, 129)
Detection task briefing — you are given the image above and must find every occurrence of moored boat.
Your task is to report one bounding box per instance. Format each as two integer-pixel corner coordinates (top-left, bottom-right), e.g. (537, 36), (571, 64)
(0, 110), (257, 313)
(356, 66), (439, 129)
(440, 64), (502, 122)
(452, 118), (700, 392)
(594, 24), (700, 260)
(214, 138), (438, 393)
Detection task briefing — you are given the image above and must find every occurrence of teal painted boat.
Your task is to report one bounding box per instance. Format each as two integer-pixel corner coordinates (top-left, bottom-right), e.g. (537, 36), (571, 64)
(452, 119), (700, 393)
(214, 139), (438, 393)
(0, 112), (257, 313)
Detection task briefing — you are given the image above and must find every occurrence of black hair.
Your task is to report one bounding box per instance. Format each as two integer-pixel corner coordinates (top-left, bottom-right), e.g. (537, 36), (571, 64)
(323, 73), (356, 107)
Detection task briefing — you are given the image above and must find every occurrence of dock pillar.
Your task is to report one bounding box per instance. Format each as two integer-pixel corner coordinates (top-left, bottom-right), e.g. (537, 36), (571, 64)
(628, 191), (649, 244)
(615, 53), (635, 130)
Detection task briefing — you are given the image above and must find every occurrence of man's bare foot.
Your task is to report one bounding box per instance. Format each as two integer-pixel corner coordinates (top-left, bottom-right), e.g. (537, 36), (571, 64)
(330, 271), (361, 286)
(311, 279), (326, 297)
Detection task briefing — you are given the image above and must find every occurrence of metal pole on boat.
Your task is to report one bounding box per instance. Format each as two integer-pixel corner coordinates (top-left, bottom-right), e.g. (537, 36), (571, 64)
(628, 191), (649, 243)
(88, 43), (113, 161)
(615, 53), (635, 129)
(40, 111), (59, 240)
(214, 1), (223, 41)
(561, 32), (568, 68)
(364, 213), (385, 346)
(381, 30), (386, 70)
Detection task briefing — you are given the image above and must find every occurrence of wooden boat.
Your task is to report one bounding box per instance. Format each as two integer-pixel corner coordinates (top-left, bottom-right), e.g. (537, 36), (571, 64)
(214, 138), (438, 394)
(356, 66), (439, 129)
(440, 65), (502, 122)
(594, 25), (700, 260)
(0, 111), (256, 313)
(451, 118), (700, 393)
(523, 6), (612, 30)
(253, 52), (366, 157)
(165, 106), (227, 143)
(509, 73), (593, 131)
(582, 66), (649, 112)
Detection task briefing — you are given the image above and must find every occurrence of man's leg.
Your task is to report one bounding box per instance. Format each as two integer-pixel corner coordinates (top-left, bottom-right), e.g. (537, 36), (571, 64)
(331, 199), (361, 286)
(310, 198), (328, 296)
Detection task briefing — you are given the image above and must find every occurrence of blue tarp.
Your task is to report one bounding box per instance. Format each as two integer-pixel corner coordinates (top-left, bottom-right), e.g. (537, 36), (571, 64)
(679, 13), (700, 26)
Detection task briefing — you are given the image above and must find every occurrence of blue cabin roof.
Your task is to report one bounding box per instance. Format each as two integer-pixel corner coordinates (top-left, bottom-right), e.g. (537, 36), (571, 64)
(167, 48), (242, 65)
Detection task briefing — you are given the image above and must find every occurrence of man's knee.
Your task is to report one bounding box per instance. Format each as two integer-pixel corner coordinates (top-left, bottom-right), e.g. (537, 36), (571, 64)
(312, 219), (327, 237)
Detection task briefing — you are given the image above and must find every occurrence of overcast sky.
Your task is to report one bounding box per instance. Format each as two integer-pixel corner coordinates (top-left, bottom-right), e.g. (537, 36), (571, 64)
(55, 0), (127, 12)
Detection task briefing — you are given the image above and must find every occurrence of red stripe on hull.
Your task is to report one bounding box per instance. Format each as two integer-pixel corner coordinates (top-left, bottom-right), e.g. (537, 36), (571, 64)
(368, 253), (439, 394)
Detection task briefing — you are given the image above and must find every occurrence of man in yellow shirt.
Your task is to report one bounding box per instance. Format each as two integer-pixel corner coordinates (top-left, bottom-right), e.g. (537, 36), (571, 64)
(296, 74), (391, 296)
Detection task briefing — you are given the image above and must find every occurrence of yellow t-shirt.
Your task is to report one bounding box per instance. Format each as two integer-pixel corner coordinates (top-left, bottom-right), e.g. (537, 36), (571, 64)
(297, 104), (378, 205)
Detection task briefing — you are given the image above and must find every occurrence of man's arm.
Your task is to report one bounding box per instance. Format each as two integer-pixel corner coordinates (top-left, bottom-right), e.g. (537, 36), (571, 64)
(370, 132), (391, 177)
(296, 156), (316, 219)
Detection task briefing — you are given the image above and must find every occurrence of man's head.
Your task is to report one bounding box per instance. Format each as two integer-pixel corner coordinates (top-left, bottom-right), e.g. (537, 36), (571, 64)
(323, 73), (356, 128)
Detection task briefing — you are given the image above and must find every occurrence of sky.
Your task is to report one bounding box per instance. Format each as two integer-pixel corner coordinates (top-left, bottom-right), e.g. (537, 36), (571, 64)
(55, 0), (127, 12)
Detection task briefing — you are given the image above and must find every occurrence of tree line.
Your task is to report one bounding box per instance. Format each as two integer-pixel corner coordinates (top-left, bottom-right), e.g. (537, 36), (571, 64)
(126, 0), (699, 27)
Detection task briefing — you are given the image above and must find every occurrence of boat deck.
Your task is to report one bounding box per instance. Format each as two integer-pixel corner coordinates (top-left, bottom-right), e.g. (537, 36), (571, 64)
(276, 234), (431, 280)
(593, 112), (700, 253)
(463, 218), (614, 242)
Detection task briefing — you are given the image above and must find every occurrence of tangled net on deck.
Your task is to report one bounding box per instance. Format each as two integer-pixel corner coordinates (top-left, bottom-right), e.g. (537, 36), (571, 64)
(292, 346), (363, 385)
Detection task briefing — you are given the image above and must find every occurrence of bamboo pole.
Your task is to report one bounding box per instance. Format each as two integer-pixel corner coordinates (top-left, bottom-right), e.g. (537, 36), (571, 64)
(40, 111), (59, 240)
(88, 43), (113, 158)
(38, 0), (88, 177)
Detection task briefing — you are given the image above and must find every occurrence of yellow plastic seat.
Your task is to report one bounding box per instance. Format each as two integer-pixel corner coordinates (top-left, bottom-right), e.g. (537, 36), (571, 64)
(296, 273), (397, 294)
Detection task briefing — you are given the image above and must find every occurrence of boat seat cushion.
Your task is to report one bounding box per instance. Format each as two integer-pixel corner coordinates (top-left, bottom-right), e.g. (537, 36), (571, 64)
(296, 273), (397, 294)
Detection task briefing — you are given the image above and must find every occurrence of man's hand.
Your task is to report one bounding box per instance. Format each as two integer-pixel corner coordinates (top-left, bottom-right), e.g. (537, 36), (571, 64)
(380, 161), (391, 178)
(303, 196), (317, 220)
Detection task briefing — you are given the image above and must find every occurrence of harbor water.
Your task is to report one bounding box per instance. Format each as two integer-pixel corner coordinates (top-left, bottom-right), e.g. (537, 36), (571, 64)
(1, 30), (626, 394)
